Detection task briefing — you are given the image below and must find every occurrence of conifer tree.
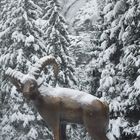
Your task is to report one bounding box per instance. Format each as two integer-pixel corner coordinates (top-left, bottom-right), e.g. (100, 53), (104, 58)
(34, 0), (48, 11)
(43, 0), (77, 88)
(42, 1), (80, 139)
(0, 0), (53, 139)
(91, 0), (140, 139)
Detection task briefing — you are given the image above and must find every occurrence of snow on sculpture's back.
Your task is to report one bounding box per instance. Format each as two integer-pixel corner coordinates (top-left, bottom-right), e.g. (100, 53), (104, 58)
(6, 55), (109, 140)
(39, 86), (99, 105)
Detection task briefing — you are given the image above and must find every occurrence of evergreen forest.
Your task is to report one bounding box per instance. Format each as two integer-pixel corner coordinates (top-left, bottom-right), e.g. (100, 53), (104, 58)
(0, 0), (140, 139)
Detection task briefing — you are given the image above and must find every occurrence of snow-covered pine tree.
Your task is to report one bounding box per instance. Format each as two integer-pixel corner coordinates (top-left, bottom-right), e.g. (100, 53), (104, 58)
(40, 1), (94, 139)
(42, 0), (77, 88)
(42, 1), (81, 139)
(0, 0), (4, 15)
(34, 0), (48, 11)
(91, 0), (140, 139)
(0, 0), (53, 139)
(97, 0), (106, 11)
(115, 1), (140, 139)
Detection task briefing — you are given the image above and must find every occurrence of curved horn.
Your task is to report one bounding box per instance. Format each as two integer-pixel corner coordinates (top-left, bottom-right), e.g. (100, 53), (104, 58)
(5, 68), (25, 92)
(30, 55), (59, 79)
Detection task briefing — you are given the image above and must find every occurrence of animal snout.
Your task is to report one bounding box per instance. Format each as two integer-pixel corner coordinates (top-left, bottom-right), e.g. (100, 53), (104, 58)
(23, 91), (30, 97)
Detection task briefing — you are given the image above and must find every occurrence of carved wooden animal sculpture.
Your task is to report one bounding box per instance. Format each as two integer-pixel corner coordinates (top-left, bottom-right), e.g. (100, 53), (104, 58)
(6, 56), (109, 140)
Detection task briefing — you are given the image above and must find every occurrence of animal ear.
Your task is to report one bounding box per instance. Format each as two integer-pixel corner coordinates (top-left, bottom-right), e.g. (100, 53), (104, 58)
(5, 68), (25, 92)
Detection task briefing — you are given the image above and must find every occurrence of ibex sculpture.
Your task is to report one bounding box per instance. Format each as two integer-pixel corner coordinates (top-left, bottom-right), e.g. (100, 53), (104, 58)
(6, 56), (109, 140)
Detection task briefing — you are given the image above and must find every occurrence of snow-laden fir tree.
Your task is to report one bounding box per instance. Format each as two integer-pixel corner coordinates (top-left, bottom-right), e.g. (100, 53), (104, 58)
(41, 1), (82, 139)
(34, 0), (48, 11)
(42, 0), (77, 88)
(0, 0), (53, 139)
(90, 0), (140, 139)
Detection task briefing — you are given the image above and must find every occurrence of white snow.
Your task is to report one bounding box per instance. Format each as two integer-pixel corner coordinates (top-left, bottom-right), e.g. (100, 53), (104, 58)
(0, 27), (10, 38)
(100, 76), (113, 89)
(1, 125), (13, 134)
(100, 31), (109, 42)
(103, 3), (113, 14)
(113, 0), (126, 17)
(104, 10), (113, 22)
(33, 44), (40, 51)
(17, 49), (24, 63)
(28, 0), (42, 14)
(134, 75), (140, 90)
(23, 11), (28, 21)
(38, 55), (55, 66)
(9, 111), (35, 127)
(21, 74), (35, 84)
(25, 35), (35, 46)
(100, 40), (108, 50)
(35, 18), (46, 27)
(27, 128), (38, 139)
(110, 119), (121, 138)
(125, 6), (135, 23)
(39, 86), (99, 105)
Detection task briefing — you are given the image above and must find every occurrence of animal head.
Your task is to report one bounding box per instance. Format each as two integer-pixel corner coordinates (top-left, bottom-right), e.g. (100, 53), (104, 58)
(6, 56), (59, 100)
(22, 79), (38, 100)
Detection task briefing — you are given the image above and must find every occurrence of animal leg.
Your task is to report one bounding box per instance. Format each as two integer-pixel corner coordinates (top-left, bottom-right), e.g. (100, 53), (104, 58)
(52, 122), (61, 140)
(91, 131), (109, 140)
(87, 128), (109, 140)
(47, 114), (61, 140)
(84, 116), (109, 140)
(83, 107), (109, 139)
(60, 123), (67, 140)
